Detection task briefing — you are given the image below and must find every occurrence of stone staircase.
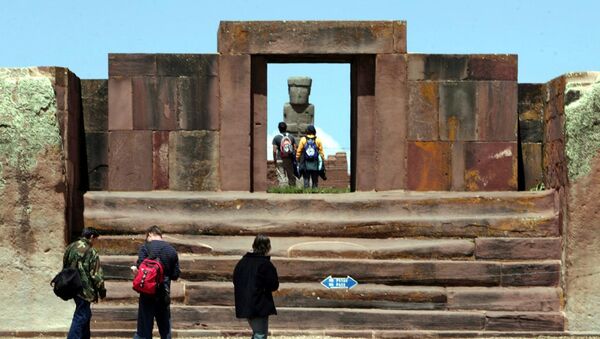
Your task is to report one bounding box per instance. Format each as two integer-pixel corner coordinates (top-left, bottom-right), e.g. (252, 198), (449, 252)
(85, 190), (565, 337)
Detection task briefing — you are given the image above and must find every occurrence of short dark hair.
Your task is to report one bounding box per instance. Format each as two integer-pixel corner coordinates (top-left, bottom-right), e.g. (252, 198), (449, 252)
(252, 234), (271, 255)
(306, 125), (316, 135)
(146, 225), (162, 237)
(278, 122), (287, 133)
(82, 228), (99, 239)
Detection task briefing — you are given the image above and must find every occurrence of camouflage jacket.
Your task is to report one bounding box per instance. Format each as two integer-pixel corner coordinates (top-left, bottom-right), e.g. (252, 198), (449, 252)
(63, 238), (106, 302)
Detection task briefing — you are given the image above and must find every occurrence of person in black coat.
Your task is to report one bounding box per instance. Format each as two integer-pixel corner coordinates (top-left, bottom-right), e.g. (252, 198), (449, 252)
(233, 234), (279, 339)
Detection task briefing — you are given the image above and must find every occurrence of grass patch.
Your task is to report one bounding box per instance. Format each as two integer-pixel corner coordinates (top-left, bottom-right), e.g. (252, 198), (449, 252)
(267, 186), (350, 194)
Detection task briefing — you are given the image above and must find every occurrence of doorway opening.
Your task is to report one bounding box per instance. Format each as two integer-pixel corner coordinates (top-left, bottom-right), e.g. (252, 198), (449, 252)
(266, 63), (351, 192)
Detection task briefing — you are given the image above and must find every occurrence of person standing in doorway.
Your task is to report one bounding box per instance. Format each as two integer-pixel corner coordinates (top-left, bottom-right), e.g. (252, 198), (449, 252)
(272, 121), (297, 187)
(296, 125), (325, 189)
(233, 235), (279, 339)
(133, 225), (180, 339)
(63, 228), (106, 339)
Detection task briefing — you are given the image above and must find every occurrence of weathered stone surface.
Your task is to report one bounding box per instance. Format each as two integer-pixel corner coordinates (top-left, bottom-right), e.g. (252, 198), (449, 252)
(0, 67), (75, 330)
(476, 81), (517, 141)
(156, 54), (218, 77)
(447, 287), (561, 311)
(451, 141), (466, 190)
(251, 56), (267, 191)
(518, 84), (545, 143)
(355, 55), (376, 191)
(169, 131), (219, 191)
(501, 262), (560, 286)
(439, 82), (476, 141)
(177, 75), (220, 131)
(408, 81), (439, 140)
(131, 77), (178, 130)
(467, 55), (518, 81)
(464, 142), (517, 191)
(81, 79), (108, 132)
(218, 21), (407, 54)
(108, 131), (152, 190)
(104, 280), (184, 303)
(107, 77), (133, 130)
(152, 131), (169, 190)
(485, 312), (564, 331)
(406, 142), (451, 190)
(375, 54), (407, 190)
(476, 238), (561, 260)
(219, 55), (250, 191)
(521, 142), (543, 190)
(109, 54), (157, 77)
(85, 132), (108, 190)
(407, 54), (468, 81)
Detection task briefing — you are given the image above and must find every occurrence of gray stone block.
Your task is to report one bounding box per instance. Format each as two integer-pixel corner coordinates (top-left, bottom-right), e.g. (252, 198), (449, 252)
(169, 131), (220, 191)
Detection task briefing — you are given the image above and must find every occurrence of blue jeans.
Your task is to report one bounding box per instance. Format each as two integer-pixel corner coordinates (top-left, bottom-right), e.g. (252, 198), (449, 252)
(248, 317), (269, 339)
(67, 296), (91, 339)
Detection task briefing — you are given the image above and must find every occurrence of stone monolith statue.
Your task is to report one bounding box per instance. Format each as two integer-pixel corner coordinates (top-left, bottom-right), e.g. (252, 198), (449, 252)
(283, 76), (314, 139)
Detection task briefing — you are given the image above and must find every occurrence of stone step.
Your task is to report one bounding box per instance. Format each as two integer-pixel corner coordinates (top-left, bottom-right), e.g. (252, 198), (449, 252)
(97, 235), (476, 259)
(90, 305), (565, 332)
(103, 281), (561, 312)
(84, 190), (559, 238)
(102, 255), (560, 287)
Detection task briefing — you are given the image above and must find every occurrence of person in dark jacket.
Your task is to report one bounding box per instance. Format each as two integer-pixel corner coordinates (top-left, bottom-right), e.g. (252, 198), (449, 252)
(132, 225), (180, 339)
(233, 234), (279, 339)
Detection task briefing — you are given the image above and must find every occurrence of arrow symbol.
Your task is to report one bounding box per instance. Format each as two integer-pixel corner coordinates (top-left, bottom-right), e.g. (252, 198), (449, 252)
(320, 275), (358, 289)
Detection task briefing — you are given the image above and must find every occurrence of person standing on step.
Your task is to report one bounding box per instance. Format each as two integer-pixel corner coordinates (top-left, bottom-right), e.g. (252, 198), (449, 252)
(272, 121), (298, 187)
(63, 228), (106, 339)
(233, 234), (279, 339)
(296, 125), (325, 189)
(132, 225), (180, 339)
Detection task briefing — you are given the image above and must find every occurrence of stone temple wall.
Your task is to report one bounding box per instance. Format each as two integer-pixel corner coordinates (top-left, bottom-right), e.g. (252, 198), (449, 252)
(0, 67), (83, 329)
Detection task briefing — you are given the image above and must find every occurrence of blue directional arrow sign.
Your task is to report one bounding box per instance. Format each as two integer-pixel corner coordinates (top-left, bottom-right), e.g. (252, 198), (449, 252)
(320, 275), (358, 289)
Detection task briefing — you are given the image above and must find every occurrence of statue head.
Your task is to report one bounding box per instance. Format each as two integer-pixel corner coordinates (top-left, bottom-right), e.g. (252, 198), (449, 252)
(287, 76), (312, 105)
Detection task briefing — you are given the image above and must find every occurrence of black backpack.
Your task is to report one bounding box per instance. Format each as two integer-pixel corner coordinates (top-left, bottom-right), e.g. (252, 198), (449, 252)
(51, 246), (91, 301)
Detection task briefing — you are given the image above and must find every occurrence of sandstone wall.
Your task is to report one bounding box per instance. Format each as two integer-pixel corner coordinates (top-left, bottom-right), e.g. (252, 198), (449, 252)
(562, 72), (600, 331)
(0, 67), (80, 330)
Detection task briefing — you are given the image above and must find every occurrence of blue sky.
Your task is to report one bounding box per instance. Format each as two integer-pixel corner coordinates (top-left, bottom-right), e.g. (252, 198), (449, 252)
(1, 0), (599, 161)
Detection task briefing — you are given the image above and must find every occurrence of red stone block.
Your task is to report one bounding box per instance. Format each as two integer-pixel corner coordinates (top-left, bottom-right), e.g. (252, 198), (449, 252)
(131, 77), (178, 131)
(355, 55), (376, 191)
(375, 54), (408, 190)
(408, 81), (439, 140)
(485, 312), (564, 331)
(501, 262), (561, 286)
(152, 131), (169, 190)
(407, 54), (468, 81)
(108, 78), (133, 130)
(251, 56), (267, 192)
(467, 55), (517, 81)
(177, 76), (220, 131)
(108, 131), (152, 190)
(109, 54), (157, 77)
(476, 81), (517, 141)
(218, 21), (406, 54)
(464, 142), (517, 191)
(475, 237), (561, 260)
(219, 55), (251, 191)
(407, 142), (451, 191)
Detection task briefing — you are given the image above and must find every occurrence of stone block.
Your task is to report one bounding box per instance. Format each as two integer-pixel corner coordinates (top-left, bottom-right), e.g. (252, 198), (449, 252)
(522, 142), (543, 190)
(156, 54), (218, 77)
(447, 287), (561, 311)
(407, 54), (469, 81)
(375, 54), (408, 190)
(219, 55), (251, 191)
(451, 141), (466, 190)
(475, 238), (561, 260)
(485, 312), (564, 331)
(85, 132), (108, 191)
(519, 120), (543, 143)
(177, 77), (220, 131)
(218, 21), (406, 54)
(408, 81), (439, 140)
(108, 131), (152, 190)
(355, 55), (376, 191)
(131, 77), (178, 130)
(107, 77), (133, 130)
(464, 142), (517, 191)
(169, 131), (220, 191)
(251, 56), (267, 192)
(476, 81), (517, 141)
(81, 79), (108, 132)
(439, 82), (476, 141)
(152, 131), (169, 190)
(407, 142), (451, 190)
(501, 262), (561, 286)
(108, 54), (157, 77)
(467, 55), (518, 81)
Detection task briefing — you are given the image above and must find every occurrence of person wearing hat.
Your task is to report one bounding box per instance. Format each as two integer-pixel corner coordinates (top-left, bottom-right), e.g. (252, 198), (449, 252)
(295, 125), (325, 189)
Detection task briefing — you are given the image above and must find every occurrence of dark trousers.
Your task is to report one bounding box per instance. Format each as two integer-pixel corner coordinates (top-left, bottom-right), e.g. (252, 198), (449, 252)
(247, 317), (269, 339)
(68, 296), (91, 339)
(134, 286), (171, 339)
(303, 170), (319, 188)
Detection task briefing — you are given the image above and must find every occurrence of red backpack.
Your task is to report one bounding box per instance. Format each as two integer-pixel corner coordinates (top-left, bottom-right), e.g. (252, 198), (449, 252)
(132, 246), (164, 295)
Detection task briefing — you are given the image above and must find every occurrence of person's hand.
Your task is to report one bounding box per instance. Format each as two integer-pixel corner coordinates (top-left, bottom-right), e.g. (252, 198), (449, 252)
(131, 265), (138, 274)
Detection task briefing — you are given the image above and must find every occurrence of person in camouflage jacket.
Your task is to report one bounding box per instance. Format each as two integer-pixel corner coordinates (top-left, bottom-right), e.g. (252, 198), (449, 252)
(63, 228), (106, 339)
